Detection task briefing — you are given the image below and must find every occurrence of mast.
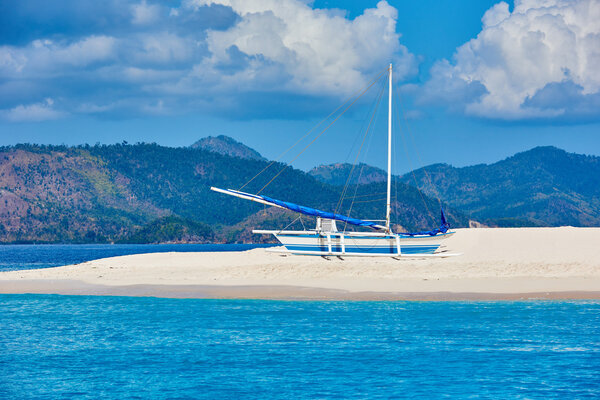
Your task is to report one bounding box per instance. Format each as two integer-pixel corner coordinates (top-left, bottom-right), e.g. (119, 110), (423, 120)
(385, 63), (392, 232)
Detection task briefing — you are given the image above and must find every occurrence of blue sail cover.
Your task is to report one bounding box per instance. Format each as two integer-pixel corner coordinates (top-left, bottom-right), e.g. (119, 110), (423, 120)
(213, 187), (449, 235)
(401, 208), (450, 236)
(259, 194), (383, 229)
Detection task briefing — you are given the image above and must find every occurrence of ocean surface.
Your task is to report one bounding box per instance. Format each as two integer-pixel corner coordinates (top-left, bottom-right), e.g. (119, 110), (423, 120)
(1, 246), (599, 398)
(0, 243), (274, 272)
(1, 296), (599, 399)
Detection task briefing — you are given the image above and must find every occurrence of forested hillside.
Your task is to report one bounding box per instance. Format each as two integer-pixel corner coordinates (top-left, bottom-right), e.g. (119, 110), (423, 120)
(5, 140), (592, 243)
(0, 142), (462, 243)
(398, 146), (600, 227)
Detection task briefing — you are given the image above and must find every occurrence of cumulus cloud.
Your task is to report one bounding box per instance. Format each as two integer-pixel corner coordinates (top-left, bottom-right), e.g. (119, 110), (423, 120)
(1, 98), (66, 122)
(131, 0), (161, 25)
(187, 0), (417, 96)
(0, 35), (116, 78)
(0, 0), (415, 120)
(421, 0), (600, 120)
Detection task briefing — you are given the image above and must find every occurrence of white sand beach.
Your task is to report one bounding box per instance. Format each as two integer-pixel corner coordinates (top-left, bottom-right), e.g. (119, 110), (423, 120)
(2, 227), (600, 300)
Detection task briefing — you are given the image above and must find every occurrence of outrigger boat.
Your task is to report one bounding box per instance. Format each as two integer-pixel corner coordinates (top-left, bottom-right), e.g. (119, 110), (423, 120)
(212, 64), (456, 257)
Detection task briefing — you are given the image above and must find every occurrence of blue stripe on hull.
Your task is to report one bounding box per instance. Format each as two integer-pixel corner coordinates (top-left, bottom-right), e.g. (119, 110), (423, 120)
(277, 233), (453, 240)
(284, 245), (439, 255)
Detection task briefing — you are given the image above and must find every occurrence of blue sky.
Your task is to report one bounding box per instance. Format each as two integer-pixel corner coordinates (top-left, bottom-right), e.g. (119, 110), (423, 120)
(1, 0), (599, 172)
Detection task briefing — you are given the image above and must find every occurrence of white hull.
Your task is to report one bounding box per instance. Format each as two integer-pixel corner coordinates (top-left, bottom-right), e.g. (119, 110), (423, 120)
(254, 230), (454, 257)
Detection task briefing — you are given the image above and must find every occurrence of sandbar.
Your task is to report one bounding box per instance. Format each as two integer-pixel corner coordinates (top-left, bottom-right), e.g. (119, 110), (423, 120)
(1, 227), (600, 300)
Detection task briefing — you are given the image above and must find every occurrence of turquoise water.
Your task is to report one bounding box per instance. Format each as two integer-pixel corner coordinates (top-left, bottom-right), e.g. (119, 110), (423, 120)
(0, 244), (274, 272)
(1, 296), (599, 399)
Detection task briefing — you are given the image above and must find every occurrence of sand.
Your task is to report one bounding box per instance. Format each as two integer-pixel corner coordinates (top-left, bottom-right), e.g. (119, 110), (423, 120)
(1, 227), (600, 300)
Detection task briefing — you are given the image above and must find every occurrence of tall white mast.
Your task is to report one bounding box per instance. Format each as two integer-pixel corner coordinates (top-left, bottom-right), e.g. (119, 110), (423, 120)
(385, 63), (392, 233)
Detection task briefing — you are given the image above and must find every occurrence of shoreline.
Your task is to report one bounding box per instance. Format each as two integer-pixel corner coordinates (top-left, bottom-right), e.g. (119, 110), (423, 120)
(1, 228), (600, 300)
(1, 279), (600, 301)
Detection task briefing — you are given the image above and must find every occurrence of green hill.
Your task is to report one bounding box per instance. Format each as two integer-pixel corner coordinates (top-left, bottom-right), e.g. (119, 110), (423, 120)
(0, 141), (462, 243)
(309, 163), (386, 186)
(398, 146), (600, 227)
(190, 135), (266, 161)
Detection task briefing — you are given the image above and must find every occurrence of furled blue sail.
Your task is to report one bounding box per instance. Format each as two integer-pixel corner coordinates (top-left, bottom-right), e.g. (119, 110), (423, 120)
(260, 194), (383, 229)
(211, 187), (386, 230)
(210, 187), (449, 235)
(401, 208), (450, 236)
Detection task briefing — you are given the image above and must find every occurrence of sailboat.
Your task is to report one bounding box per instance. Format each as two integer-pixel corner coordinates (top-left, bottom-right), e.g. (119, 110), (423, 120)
(211, 64), (456, 257)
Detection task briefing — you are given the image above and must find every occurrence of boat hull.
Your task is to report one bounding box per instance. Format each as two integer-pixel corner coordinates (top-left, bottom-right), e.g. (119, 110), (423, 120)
(254, 230), (454, 256)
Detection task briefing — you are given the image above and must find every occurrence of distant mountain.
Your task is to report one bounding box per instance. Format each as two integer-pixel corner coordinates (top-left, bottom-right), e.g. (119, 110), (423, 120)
(5, 141), (594, 244)
(399, 146), (600, 227)
(309, 163), (386, 186)
(0, 143), (462, 243)
(190, 135), (266, 161)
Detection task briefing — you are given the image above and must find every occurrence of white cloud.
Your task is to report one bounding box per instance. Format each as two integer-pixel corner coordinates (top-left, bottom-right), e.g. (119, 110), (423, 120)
(0, 0), (417, 120)
(131, 0), (161, 25)
(186, 0), (417, 96)
(0, 35), (117, 78)
(422, 0), (600, 119)
(134, 32), (197, 64)
(1, 98), (66, 122)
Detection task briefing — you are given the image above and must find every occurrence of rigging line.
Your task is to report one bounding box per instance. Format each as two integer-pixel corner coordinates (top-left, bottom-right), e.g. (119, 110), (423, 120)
(392, 92), (436, 226)
(342, 73), (388, 233)
(238, 66), (389, 192)
(351, 197), (390, 204)
(332, 80), (382, 209)
(394, 91), (443, 206)
(345, 191), (389, 199)
(277, 214), (302, 234)
(347, 82), (384, 212)
(394, 110), (435, 225)
(342, 77), (387, 208)
(337, 75), (383, 174)
(335, 75), (387, 215)
(256, 70), (388, 195)
(394, 90), (465, 225)
(393, 131), (399, 226)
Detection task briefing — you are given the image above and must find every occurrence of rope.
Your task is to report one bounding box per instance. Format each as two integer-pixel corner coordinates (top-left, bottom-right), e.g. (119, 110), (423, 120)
(347, 191), (388, 199)
(335, 75), (387, 214)
(277, 215), (302, 234)
(238, 66), (390, 192)
(341, 72), (388, 232)
(393, 91), (437, 225)
(256, 69), (389, 195)
(351, 197), (390, 204)
(394, 91), (444, 206)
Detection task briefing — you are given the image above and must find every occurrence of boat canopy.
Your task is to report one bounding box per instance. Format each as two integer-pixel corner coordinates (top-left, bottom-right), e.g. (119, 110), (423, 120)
(211, 187), (387, 230)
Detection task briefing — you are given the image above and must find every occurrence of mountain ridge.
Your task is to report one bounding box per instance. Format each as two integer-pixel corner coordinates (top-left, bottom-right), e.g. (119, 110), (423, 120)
(190, 135), (266, 161)
(310, 146), (600, 227)
(399, 146), (600, 227)
(0, 141), (463, 243)
(1, 140), (597, 244)
(309, 163), (386, 186)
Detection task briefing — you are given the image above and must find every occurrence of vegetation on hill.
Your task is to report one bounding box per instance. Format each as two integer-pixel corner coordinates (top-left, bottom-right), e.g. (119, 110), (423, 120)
(0, 140), (463, 243)
(309, 163), (386, 186)
(4, 140), (594, 243)
(190, 135), (266, 161)
(118, 215), (214, 244)
(398, 146), (600, 227)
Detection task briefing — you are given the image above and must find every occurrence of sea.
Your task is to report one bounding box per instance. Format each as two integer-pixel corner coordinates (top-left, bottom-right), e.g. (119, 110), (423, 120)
(0, 243), (275, 272)
(1, 245), (599, 399)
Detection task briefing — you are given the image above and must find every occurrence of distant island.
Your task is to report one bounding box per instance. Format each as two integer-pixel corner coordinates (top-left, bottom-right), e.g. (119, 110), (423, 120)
(0, 137), (598, 244)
